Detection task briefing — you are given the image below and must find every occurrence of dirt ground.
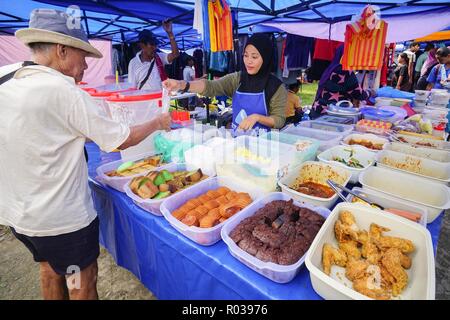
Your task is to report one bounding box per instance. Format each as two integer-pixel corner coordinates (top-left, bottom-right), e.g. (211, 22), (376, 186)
(0, 225), (155, 300)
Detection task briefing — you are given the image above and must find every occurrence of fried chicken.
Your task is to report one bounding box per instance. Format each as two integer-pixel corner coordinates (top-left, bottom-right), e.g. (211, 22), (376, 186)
(381, 248), (409, 296)
(376, 236), (415, 254)
(345, 259), (370, 281)
(339, 240), (361, 261)
(322, 243), (347, 275)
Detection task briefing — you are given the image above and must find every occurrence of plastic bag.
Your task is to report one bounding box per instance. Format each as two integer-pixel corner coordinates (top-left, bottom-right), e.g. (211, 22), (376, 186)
(154, 133), (194, 163)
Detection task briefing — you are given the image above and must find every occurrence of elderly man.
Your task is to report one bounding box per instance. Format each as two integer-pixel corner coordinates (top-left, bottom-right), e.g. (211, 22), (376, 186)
(0, 9), (171, 300)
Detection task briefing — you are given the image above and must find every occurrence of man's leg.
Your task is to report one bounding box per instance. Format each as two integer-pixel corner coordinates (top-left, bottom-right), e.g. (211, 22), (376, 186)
(39, 262), (69, 300)
(66, 260), (98, 300)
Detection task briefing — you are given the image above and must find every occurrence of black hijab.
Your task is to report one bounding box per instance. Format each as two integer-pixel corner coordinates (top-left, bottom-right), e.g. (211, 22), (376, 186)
(239, 34), (282, 105)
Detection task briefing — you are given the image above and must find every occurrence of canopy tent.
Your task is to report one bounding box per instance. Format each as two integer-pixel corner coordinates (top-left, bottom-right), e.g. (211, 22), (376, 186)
(415, 25), (450, 42)
(1, 0), (450, 49)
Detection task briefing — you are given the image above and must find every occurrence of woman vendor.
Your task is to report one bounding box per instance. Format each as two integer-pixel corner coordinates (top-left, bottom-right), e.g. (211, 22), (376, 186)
(311, 45), (372, 119)
(163, 34), (287, 130)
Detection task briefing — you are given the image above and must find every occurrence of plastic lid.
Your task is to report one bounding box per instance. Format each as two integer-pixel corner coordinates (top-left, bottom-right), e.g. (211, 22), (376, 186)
(106, 90), (162, 102)
(360, 107), (396, 119)
(89, 83), (136, 97)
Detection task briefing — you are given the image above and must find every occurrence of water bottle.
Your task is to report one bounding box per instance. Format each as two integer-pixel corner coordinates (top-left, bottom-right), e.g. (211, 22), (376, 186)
(301, 109), (311, 122)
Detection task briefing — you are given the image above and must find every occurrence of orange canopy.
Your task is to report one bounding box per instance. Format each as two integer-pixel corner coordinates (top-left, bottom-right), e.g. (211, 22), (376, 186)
(416, 30), (450, 42)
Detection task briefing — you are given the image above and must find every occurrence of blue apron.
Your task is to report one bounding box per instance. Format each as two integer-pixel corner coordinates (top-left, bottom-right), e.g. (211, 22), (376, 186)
(232, 89), (270, 130)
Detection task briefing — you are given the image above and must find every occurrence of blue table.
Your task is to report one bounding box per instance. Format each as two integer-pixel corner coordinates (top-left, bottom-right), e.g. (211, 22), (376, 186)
(86, 143), (443, 300)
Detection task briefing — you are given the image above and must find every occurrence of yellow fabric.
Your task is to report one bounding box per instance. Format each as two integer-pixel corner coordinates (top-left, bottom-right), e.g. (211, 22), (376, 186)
(285, 91), (300, 117)
(208, 0), (233, 52)
(415, 31), (450, 42)
(208, 1), (217, 52)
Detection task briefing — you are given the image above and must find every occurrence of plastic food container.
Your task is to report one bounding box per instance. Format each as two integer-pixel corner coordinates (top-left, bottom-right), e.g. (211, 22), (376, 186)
(429, 91), (449, 105)
(359, 166), (450, 223)
(124, 163), (214, 216)
(305, 203), (435, 300)
(376, 149), (450, 184)
(317, 145), (376, 183)
(391, 98), (412, 107)
(296, 120), (354, 135)
(413, 100), (427, 108)
(87, 83), (136, 118)
(375, 97), (394, 106)
(278, 161), (351, 209)
(360, 106), (407, 123)
(259, 131), (320, 164)
(346, 187), (428, 227)
(395, 133), (450, 151)
(221, 192), (331, 283)
(355, 119), (392, 135)
(160, 176), (263, 246)
(414, 90), (431, 101)
(95, 152), (175, 192)
(386, 142), (450, 163)
(342, 133), (389, 152)
(282, 126), (345, 151)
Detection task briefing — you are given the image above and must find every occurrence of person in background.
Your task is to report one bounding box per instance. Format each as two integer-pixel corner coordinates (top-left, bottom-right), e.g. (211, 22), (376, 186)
(0, 9), (171, 300)
(285, 80), (302, 125)
(128, 21), (179, 91)
(183, 56), (195, 82)
(162, 34), (287, 131)
(426, 47), (450, 91)
(311, 45), (372, 118)
(414, 43), (434, 89)
(416, 48), (438, 90)
(403, 42), (420, 90)
(393, 53), (411, 92)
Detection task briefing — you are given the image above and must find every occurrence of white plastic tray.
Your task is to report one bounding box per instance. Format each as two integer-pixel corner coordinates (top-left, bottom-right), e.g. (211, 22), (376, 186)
(386, 142), (450, 163)
(160, 176), (264, 246)
(221, 192), (331, 283)
(359, 166), (450, 223)
(346, 187), (428, 227)
(317, 145), (376, 183)
(278, 161), (351, 209)
(124, 163), (214, 216)
(282, 126), (345, 151)
(376, 149), (450, 184)
(296, 120), (354, 136)
(305, 203), (435, 300)
(95, 151), (175, 192)
(342, 133), (389, 152)
(396, 133), (450, 151)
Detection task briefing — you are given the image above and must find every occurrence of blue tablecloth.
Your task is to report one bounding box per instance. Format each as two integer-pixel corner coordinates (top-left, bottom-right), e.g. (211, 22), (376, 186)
(86, 143), (443, 300)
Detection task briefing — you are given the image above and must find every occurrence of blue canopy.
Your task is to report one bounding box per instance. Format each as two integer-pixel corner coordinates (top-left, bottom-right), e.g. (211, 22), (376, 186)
(1, 0), (450, 48)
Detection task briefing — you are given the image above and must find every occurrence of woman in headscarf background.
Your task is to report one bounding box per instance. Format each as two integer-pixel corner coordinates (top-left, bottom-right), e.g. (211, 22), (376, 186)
(163, 34), (287, 130)
(416, 48), (438, 90)
(311, 45), (372, 119)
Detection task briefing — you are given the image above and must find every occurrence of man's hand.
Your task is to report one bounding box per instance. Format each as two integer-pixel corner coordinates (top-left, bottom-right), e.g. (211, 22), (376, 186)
(162, 20), (173, 35)
(156, 112), (172, 131)
(162, 79), (183, 92)
(238, 114), (260, 131)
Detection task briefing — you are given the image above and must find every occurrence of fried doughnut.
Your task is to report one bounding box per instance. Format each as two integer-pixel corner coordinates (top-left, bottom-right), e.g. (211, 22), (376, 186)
(219, 203), (243, 218)
(187, 198), (202, 207)
(181, 215), (199, 227)
(172, 209), (187, 220)
(216, 186), (231, 196)
(233, 197), (252, 208)
(207, 208), (221, 220)
(219, 217), (227, 223)
(204, 199), (220, 210)
(216, 195), (228, 205)
(206, 190), (220, 199)
(198, 194), (212, 204)
(182, 202), (196, 211)
(189, 209), (207, 220)
(199, 215), (219, 228)
(196, 206), (209, 215)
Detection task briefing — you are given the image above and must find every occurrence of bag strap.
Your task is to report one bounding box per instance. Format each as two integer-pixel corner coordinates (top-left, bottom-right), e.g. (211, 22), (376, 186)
(138, 59), (156, 90)
(0, 61), (38, 86)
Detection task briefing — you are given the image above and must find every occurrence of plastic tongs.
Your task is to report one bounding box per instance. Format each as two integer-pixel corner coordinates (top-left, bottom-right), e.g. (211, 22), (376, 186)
(326, 179), (384, 209)
(162, 88), (171, 114)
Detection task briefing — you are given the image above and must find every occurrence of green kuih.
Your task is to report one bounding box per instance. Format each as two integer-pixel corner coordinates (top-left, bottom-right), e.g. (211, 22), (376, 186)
(153, 173), (166, 186)
(153, 191), (171, 200)
(161, 170), (174, 181)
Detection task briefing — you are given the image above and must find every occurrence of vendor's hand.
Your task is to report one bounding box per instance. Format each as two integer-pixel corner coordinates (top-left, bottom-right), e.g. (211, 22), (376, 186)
(162, 20), (173, 34)
(162, 79), (183, 92)
(156, 112), (172, 131)
(396, 85), (401, 90)
(238, 114), (260, 131)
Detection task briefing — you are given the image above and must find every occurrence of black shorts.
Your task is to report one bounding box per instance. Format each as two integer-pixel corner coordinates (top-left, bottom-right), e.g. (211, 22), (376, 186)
(10, 217), (100, 276)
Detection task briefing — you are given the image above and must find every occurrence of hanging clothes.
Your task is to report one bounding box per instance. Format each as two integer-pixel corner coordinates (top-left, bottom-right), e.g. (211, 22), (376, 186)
(193, 49), (204, 78)
(208, 0), (233, 52)
(342, 5), (388, 71)
(209, 51), (229, 73)
(284, 34), (314, 69)
(193, 0), (204, 37)
(313, 39), (343, 61)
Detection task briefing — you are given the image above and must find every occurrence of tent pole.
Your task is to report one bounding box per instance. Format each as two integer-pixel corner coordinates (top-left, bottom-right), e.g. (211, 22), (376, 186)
(83, 10), (90, 38)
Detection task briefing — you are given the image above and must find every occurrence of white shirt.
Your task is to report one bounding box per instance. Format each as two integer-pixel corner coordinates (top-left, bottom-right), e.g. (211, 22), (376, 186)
(183, 66), (195, 82)
(128, 51), (169, 92)
(403, 49), (417, 64)
(0, 64), (130, 236)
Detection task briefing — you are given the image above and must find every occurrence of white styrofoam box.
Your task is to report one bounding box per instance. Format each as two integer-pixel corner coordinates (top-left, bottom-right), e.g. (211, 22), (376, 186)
(359, 166), (450, 223)
(124, 163), (214, 216)
(346, 187), (428, 227)
(296, 120), (354, 136)
(413, 99), (427, 107)
(305, 203), (435, 300)
(282, 126), (345, 151)
(386, 142), (450, 163)
(317, 145), (376, 183)
(395, 133), (450, 151)
(429, 91), (449, 105)
(278, 161), (351, 209)
(342, 133), (389, 153)
(160, 176), (264, 246)
(95, 152), (176, 192)
(376, 149), (450, 184)
(414, 90), (431, 102)
(221, 192), (331, 283)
